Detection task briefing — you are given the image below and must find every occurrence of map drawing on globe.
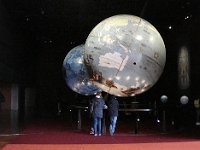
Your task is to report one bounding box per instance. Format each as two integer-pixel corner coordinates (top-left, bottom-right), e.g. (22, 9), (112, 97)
(84, 14), (166, 97)
(63, 44), (101, 96)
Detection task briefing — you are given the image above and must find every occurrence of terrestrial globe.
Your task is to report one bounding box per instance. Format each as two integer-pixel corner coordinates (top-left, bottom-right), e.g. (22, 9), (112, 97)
(84, 14), (166, 97)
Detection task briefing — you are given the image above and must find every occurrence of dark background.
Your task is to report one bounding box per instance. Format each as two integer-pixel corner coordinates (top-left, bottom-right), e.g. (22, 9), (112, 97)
(0, 0), (200, 116)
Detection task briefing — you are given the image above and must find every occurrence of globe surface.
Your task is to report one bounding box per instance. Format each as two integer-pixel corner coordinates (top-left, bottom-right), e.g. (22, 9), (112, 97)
(84, 14), (166, 97)
(63, 44), (101, 96)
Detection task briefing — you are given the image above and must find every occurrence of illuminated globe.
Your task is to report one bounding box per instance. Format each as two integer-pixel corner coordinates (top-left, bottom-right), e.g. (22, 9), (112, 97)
(84, 14), (166, 97)
(180, 95), (189, 105)
(63, 44), (101, 96)
(160, 95), (168, 103)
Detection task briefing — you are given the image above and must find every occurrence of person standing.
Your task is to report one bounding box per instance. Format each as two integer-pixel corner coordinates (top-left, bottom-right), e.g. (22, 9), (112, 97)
(91, 92), (107, 136)
(107, 95), (119, 136)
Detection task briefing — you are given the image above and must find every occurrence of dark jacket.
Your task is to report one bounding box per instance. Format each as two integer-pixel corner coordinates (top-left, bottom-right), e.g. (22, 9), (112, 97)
(107, 96), (119, 117)
(91, 96), (106, 118)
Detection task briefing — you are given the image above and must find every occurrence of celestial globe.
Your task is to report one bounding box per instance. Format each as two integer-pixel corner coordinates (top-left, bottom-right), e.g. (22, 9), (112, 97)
(84, 14), (166, 97)
(63, 44), (101, 96)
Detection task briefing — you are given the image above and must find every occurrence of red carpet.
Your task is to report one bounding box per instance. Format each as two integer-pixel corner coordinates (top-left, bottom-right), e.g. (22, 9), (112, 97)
(9, 119), (200, 144)
(3, 142), (200, 150)
(2, 118), (200, 150)
(9, 129), (200, 144)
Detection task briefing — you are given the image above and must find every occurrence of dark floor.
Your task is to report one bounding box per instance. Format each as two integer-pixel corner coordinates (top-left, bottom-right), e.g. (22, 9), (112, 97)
(0, 110), (16, 150)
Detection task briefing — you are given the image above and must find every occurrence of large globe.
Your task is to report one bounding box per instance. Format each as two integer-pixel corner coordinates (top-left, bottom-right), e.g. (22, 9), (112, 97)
(63, 44), (101, 96)
(84, 14), (166, 97)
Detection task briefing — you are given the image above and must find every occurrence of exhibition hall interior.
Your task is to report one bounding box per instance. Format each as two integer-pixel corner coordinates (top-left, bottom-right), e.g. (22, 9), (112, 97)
(0, 0), (200, 150)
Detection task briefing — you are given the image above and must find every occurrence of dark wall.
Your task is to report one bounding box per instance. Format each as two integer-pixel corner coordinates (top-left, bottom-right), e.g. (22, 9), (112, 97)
(0, 1), (35, 84)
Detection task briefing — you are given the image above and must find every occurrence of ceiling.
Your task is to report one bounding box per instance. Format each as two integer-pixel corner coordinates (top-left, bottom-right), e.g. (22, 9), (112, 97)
(1, 0), (200, 48)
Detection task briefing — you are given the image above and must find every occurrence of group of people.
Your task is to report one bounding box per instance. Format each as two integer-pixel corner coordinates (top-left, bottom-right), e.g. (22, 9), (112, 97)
(89, 92), (119, 136)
